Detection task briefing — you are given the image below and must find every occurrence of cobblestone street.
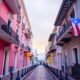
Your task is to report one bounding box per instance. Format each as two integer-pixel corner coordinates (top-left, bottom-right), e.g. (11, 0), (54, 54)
(24, 65), (57, 80)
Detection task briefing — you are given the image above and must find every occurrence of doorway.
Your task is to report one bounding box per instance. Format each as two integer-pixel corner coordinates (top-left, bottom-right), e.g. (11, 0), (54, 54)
(73, 47), (78, 64)
(3, 48), (9, 75)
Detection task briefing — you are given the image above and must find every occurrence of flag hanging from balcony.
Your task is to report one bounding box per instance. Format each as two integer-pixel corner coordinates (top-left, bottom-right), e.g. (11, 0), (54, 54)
(70, 18), (80, 36)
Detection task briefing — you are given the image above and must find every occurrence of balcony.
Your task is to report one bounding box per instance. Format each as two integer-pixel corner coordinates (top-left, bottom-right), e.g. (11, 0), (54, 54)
(4, 0), (20, 15)
(0, 17), (19, 45)
(48, 33), (55, 42)
(0, 25), (19, 45)
(56, 22), (72, 45)
(48, 45), (56, 53)
(24, 46), (31, 52)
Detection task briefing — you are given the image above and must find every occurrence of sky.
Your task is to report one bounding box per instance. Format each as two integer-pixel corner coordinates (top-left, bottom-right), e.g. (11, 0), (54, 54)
(24, 0), (63, 53)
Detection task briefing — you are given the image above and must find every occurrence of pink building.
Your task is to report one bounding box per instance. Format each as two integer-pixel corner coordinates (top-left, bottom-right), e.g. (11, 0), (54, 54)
(0, 0), (32, 77)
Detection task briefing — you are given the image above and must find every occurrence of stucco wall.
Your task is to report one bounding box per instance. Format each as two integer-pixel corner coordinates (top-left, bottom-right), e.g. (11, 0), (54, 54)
(62, 37), (80, 67)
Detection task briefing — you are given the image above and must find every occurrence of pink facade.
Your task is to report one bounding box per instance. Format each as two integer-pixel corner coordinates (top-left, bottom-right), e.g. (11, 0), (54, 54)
(0, 1), (31, 76)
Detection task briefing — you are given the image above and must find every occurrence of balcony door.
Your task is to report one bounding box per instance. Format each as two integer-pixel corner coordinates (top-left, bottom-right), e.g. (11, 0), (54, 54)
(3, 47), (9, 75)
(72, 47), (78, 65)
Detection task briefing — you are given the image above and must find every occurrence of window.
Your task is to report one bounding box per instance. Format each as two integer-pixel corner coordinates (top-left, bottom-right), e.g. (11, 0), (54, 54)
(70, 9), (75, 18)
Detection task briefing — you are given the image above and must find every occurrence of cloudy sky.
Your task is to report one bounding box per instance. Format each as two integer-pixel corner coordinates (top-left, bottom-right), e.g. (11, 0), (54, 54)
(24, 0), (63, 53)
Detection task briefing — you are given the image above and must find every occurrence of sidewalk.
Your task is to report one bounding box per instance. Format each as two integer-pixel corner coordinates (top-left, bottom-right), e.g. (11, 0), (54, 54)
(45, 67), (59, 80)
(21, 67), (37, 80)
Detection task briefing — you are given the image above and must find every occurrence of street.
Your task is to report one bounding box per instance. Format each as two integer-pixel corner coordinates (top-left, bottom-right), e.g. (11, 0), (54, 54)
(24, 65), (56, 80)
(0, 0), (80, 80)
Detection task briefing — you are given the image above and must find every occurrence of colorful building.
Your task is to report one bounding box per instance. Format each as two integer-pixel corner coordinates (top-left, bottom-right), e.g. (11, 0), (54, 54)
(0, 0), (32, 77)
(52, 0), (80, 79)
(18, 0), (32, 67)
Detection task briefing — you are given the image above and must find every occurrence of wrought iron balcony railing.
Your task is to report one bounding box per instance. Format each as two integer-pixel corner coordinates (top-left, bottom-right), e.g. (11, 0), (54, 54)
(49, 45), (56, 51)
(57, 22), (70, 41)
(1, 25), (19, 42)
(24, 46), (31, 51)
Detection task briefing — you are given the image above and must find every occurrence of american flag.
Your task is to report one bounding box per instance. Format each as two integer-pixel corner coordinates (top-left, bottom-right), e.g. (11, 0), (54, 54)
(70, 18), (80, 36)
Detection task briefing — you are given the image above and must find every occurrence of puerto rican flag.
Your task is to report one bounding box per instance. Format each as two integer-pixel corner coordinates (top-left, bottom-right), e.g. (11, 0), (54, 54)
(70, 18), (80, 36)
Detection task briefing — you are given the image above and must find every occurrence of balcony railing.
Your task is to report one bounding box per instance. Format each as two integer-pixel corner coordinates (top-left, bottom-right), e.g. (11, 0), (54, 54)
(24, 46), (31, 52)
(57, 22), (70, 41)
(1, 25), (19, 43)
(49, 45), (56, 53)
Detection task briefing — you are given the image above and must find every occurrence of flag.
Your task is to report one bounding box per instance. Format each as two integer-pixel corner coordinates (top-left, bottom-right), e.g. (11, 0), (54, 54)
(70, 18), (80, 36)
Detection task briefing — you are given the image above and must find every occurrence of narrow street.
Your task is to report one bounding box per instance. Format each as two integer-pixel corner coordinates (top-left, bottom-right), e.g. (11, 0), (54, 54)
(24, 65), (57, 80)
(0, 0), (80, 80)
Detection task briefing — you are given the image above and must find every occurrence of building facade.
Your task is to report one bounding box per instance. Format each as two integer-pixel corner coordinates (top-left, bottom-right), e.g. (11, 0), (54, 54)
(47, 0), (80, 79)
(0, 0), (32, 77)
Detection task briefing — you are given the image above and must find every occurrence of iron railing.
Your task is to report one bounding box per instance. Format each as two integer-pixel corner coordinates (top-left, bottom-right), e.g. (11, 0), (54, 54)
(1, 25), (19, 42)
(57, 22), (70, 41)
(44, 64), (76, 80)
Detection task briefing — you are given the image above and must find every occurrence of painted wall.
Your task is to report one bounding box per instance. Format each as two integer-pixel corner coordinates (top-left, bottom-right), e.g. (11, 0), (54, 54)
(0, 0), (32, 75)
(0, 1), (9, 22)
(0, 1), (20, 74)
(62, 37), (80, 66)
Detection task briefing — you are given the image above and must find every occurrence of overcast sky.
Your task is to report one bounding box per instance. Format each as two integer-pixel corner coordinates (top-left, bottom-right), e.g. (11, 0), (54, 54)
(24, 0), (63, 53)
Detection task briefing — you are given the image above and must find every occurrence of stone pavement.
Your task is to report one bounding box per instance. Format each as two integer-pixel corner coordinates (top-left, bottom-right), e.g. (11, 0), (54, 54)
(24, 65), (58, 80)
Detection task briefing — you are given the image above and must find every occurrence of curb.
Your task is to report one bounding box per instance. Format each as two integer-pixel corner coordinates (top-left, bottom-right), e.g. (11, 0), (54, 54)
(45, 67), (59, 80)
